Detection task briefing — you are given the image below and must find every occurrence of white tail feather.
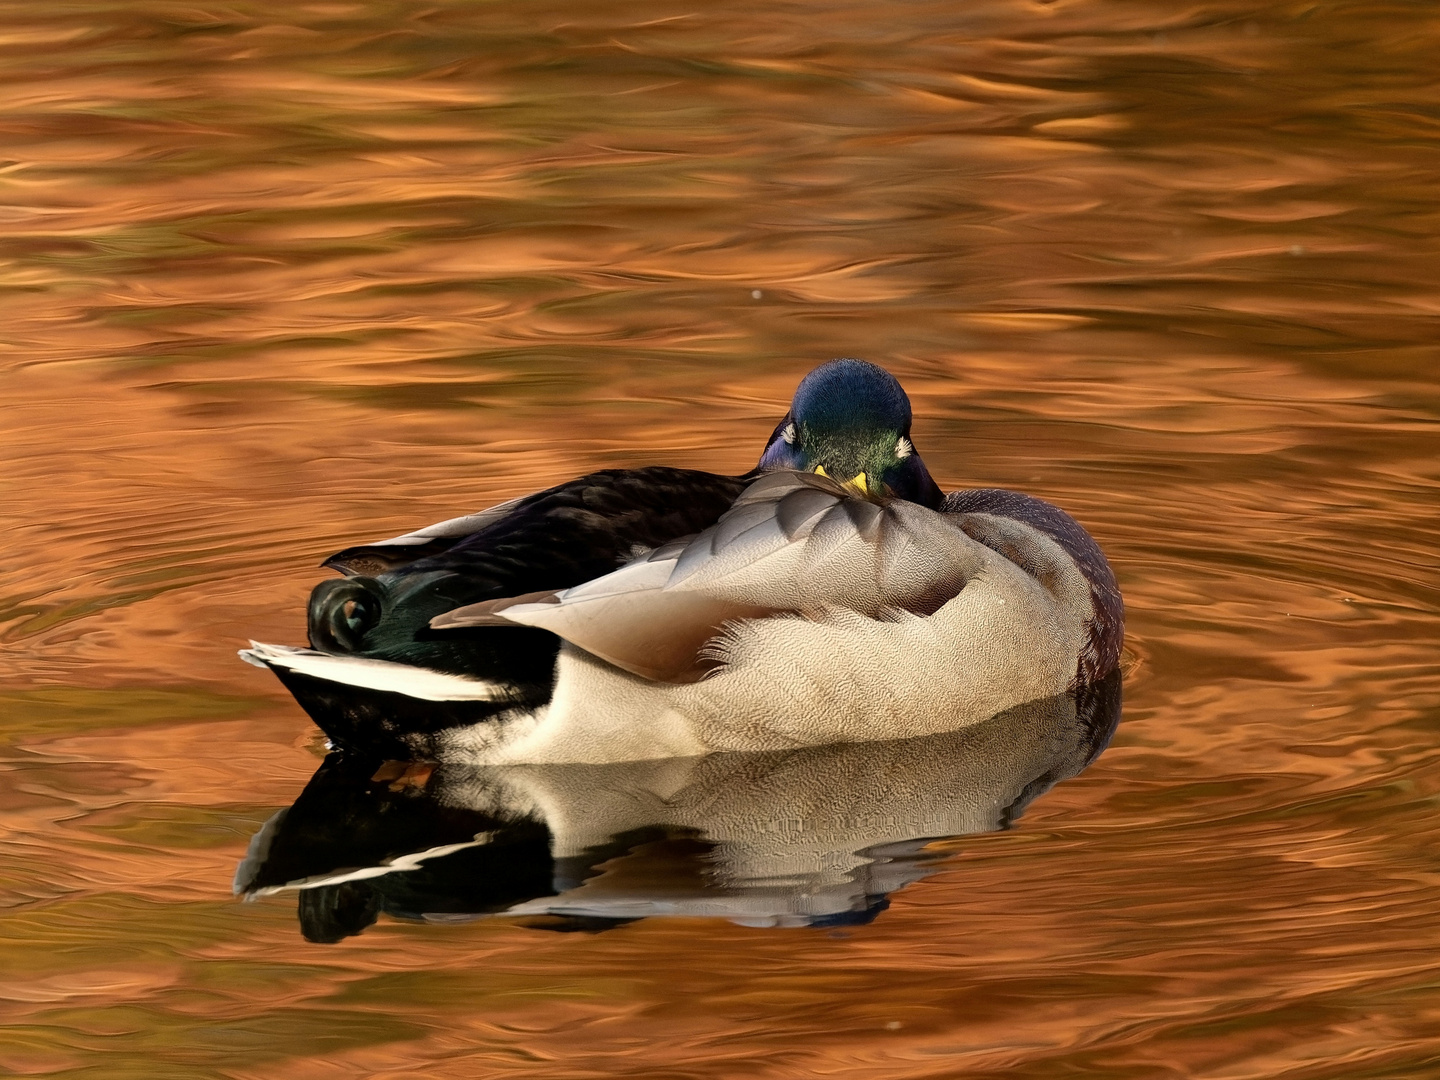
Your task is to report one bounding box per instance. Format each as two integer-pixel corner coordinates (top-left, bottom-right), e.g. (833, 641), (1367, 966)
(239, 641), (508, 702)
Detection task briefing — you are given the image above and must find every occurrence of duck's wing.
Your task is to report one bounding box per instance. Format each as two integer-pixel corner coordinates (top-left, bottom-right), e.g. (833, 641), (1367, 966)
(323, 497), (530, 576)
(322, 468), (753, 580)
(304, 467), (753, 685)
(432, 471), (985, 683)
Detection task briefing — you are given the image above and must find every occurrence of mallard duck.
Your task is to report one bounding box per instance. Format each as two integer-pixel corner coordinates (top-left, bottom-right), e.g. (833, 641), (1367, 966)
(242, 358), (1123, 763)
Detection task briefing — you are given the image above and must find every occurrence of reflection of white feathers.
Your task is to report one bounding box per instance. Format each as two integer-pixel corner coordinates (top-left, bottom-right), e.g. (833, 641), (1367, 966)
(240, 692), (1110, 926)
(241, 835), (495, 898)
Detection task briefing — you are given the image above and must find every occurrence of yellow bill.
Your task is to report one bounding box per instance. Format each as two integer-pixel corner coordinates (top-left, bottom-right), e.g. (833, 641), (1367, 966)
(812, 465), (870, 497)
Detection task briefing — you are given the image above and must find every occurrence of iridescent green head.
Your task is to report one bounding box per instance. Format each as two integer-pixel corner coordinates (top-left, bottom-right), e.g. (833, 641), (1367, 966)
(757, 359), (944, 507)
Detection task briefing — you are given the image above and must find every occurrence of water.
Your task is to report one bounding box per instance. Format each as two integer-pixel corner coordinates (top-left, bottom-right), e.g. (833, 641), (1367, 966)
(3, 0), (1439, 1075)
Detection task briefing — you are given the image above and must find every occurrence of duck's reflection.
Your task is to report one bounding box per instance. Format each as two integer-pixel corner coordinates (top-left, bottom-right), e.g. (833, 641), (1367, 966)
(236, 673), (1120, 942)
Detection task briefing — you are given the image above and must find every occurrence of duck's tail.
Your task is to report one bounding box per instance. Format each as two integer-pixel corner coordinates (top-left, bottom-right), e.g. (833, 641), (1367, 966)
(240, 641), (512, 702)
(239, 640), (530, 757)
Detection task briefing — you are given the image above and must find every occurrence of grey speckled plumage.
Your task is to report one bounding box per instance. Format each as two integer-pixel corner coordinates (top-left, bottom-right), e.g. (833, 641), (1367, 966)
(242, 358), (1125, 764)
(380, 468), (1109, 763)
(433, 472), (976, 682)
(942, 488), (1124, 685)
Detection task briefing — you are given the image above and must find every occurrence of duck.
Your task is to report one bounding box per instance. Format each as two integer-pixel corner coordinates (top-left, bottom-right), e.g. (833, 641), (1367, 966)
(241, 358), (1123, 764)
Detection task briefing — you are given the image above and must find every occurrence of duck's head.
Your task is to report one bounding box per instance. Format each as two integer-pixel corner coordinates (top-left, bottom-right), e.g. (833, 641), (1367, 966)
(758, 359), (945, 508)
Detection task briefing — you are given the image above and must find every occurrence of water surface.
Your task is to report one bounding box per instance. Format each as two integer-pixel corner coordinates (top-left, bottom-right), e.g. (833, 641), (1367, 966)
(3, 1), (1439, 1076)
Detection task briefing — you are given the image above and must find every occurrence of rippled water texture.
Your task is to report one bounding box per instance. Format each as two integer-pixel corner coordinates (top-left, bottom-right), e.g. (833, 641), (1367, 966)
(3, 0), (1439, 1076)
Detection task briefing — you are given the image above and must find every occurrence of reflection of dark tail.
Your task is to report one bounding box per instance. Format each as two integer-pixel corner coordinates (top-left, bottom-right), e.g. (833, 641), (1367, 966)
(237, 753), (563, 943)
(299, 882), (381, 943)
(308, 577), (386, 654)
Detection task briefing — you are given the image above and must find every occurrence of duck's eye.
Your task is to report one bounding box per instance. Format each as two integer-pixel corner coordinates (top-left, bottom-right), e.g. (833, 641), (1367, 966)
(782, 422), (797, 445)
(895, 436), (913, 460)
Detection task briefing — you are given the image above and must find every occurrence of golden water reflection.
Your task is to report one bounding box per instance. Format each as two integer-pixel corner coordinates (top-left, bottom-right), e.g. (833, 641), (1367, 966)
(2, 0), (1439, 1076)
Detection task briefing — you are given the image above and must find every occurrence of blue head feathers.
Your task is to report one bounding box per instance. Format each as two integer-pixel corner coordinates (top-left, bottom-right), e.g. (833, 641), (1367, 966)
(758, 359), (944, 508)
